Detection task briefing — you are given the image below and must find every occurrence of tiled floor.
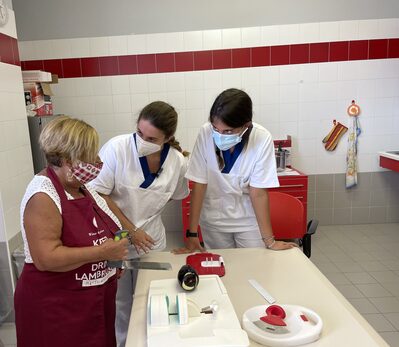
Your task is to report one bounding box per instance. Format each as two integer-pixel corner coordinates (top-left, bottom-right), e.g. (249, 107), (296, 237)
(1, 223), (398, 346)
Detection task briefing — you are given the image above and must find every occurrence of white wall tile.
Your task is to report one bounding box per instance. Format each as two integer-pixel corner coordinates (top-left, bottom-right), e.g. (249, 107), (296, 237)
(183, 31), (203, 51)
(94, 95), (113, 114)
(148, 74), (167, 93)
(358, 19), (381, 40)
(130, 93), (150, 115)
(164, 32), (184, 52)
(280, 84), (299, 103)
(108, 35), (128, 56)
(260, 85), (280, 104)
(91, 76), (112, 95)
(203, 29), (222, 50)
(129, 74), (148, 94)
(378, 18), (399, 38)
(241, 27), (261, 47)
(34, 40), (55, 60)
(279, 24), (300, 45)
(319, 21), (340, 42)
(203, 70), (223, 90)
(242, 67), (261, 86)
(70, 38), (91, 58)
(146, 33), (166, 54)
(260, 25), (280, 46)
(89, 37), (110, 57)
(52, 39), (72, 59)
(222, 69), (242, 89)
(167, 91), (186, 111)
(18, 41), (37, 61)
(184, 71), (203, 90)
(280, 65), (301, 84)
(127, 34), (147, 54)
(319, 63), (338, 81)
(185, 90), (204, 109)
(299, 23), (320, 43)
(74, 77), (94, 96)
(111, 75), (130, 95)
(222, 28), (241, 48)
(112, 94), (131, 113)
(166, 73), (185, 92)
(339, 21), (359, 40)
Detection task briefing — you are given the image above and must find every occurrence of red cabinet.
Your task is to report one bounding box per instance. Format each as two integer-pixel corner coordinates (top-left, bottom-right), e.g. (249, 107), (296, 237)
(182, 168), (308, 241)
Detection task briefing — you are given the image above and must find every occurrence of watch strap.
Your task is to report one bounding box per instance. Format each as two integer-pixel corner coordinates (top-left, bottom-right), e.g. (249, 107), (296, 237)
(186, 230), (198, 238)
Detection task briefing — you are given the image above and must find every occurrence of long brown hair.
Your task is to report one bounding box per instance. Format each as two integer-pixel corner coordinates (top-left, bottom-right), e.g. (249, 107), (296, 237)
(138, 101), (189, 157)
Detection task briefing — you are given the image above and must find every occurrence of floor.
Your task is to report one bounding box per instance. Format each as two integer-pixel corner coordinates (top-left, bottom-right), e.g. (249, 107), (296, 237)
(1, 223), (398, 347)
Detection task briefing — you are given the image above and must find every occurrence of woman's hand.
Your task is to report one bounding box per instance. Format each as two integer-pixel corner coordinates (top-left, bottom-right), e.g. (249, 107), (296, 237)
(172, 237), (205, 254)
(130, 228), (155, 254)
(101, 238), (129, 260)
(268, 240), (298, 250)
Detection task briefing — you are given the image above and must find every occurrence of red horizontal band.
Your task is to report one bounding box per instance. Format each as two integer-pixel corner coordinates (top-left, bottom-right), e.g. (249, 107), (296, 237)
(12, 37), (399, 77)
(0, 32), (20, 67)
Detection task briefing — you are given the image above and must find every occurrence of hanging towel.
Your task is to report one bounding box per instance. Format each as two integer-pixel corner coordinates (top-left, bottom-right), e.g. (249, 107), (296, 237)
(322, 120), (348, 151)
(346, 116), (361, 188)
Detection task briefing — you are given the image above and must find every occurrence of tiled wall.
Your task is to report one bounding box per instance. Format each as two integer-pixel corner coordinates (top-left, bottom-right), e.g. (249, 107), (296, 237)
(0, 7), (34, 323)
(17, 18), (399, 235)
(308, 171), (399, 225)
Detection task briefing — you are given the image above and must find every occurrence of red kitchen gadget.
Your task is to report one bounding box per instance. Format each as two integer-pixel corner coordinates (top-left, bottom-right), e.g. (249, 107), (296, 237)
(186, 252), (225, 277)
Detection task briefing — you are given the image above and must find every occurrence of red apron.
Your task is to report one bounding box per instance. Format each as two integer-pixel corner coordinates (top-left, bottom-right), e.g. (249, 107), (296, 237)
(15, 167), (120, 347)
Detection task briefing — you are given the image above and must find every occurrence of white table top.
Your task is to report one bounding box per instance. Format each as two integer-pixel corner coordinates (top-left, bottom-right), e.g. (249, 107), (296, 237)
(126, 248), (388, 347)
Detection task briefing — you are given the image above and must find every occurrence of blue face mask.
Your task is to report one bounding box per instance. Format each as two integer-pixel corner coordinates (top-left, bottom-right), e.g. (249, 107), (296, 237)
(212, 127), (248, 151)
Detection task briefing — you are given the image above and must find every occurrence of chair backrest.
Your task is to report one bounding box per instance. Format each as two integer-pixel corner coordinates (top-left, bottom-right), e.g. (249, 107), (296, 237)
(268, 191), (306, 239)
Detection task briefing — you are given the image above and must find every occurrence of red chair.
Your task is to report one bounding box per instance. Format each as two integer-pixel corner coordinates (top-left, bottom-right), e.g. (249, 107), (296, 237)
(268, 191), (318, 258)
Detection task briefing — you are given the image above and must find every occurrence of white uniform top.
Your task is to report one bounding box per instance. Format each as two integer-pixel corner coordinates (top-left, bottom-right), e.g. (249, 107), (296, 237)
(185, 122), (279, 233)
(20, 175), (122, 263)
(88, 134), (189, 258)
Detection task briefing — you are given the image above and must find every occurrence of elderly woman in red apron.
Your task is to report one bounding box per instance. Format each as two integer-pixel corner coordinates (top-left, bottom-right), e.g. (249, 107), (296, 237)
(14, 116), (129, 347)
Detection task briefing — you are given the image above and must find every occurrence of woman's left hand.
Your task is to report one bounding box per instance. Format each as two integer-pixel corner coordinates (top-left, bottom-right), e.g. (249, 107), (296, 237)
(268, 240), (298, 250)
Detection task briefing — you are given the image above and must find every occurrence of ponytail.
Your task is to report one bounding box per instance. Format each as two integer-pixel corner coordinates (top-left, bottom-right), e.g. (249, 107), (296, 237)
(167, 136), (189, 157)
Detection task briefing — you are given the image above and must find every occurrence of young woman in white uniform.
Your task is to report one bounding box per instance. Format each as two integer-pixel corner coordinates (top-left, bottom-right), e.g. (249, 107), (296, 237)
(175, 89), (296, 252)
(89, 101), (189, 347)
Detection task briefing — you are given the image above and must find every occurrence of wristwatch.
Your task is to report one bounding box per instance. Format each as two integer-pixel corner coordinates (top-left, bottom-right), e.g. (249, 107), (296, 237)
(186, 230), (198, 238)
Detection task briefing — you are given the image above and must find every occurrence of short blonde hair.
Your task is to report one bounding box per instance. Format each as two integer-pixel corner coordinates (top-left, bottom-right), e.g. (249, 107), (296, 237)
(39, 116), (99, 166)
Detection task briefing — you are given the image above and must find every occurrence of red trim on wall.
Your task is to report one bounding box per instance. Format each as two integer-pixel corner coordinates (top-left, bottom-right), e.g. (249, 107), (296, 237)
(0, 33), (21, 67)
(20, 38), (399, 78)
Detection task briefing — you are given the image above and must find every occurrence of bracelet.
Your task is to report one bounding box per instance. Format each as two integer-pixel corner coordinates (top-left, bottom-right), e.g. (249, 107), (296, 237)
(132, 225), (139, 232)
(262, 235), (275, 248)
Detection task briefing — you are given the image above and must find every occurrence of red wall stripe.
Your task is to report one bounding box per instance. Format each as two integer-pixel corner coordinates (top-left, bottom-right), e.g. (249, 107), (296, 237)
(0, 33), (20, 67)
(20, 38), (399, 79)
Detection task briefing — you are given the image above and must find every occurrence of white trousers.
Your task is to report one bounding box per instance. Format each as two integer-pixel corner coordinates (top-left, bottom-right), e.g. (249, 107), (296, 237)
(115, 268), (138, 347)
(201, 228), (265, 249)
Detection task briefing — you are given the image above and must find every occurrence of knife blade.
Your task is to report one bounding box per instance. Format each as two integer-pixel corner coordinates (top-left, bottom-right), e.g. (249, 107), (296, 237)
(118, 260), (172, 270)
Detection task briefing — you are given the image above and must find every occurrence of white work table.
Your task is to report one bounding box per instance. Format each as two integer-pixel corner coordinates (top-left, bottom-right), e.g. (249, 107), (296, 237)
(126, 248), (388, 347)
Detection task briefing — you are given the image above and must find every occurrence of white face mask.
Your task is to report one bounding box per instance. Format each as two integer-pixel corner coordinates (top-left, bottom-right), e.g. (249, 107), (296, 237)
(135, 133), (162, 157)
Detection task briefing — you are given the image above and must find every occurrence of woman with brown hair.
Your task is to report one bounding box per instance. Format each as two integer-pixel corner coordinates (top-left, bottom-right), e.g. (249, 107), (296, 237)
(89, 101), (189, 347)
(15, 116), (129, 347)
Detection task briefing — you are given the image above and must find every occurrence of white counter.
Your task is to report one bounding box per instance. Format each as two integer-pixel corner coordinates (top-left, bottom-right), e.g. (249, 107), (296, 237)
(126, 248), (388, 347)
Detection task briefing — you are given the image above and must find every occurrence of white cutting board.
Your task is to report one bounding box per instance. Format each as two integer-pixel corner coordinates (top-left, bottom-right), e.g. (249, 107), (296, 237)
(147, 275), (249, 347)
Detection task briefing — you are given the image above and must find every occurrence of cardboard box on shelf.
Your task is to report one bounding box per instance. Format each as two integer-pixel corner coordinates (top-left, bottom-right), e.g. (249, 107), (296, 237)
(24, 82), (54, 116)
(22, 72), (58, 116)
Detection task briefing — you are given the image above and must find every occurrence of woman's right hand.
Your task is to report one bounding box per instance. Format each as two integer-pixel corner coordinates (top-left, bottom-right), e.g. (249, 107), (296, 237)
(130, 228), (155, 254)
(101, 238), (129, 260)
(172, 237), (205, 254)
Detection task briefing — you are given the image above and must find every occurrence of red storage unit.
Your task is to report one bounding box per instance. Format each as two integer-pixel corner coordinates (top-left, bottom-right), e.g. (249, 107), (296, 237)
(182, 168), (308, 241)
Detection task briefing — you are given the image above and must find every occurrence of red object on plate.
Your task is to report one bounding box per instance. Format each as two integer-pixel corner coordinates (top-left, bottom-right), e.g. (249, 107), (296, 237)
(186, 252), (225, 277)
